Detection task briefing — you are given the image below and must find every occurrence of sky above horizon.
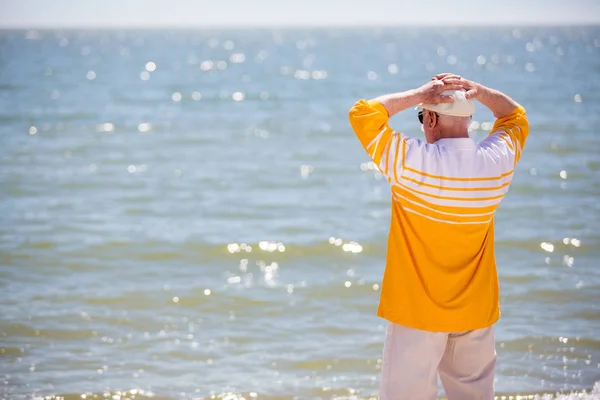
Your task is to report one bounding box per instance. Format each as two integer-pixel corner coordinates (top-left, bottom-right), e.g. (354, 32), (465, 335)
(1, 0), (600, 28)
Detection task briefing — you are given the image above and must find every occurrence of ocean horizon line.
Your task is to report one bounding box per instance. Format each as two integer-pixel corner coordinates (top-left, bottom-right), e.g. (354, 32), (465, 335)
(1, 22), (599, 31)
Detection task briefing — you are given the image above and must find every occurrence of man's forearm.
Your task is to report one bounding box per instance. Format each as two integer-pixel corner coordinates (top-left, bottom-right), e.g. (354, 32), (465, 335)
(476, 85), (519, 119)
(373, 89), (423, 118)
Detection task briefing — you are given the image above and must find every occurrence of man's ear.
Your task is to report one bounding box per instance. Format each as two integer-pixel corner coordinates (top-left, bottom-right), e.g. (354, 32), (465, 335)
(427, 111), (437, 129)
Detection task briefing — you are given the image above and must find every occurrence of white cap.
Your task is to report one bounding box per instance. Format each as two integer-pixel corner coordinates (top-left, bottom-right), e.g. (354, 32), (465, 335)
(415, 89), (476, 117)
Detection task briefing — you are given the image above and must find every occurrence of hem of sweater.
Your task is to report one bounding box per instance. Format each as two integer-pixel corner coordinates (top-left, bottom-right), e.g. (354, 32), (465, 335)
(377, 310), (501, 333)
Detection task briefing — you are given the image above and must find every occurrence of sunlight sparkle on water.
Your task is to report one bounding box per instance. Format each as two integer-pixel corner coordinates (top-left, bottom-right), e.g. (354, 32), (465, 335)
(258, 241), (285, 252)
(295, 70), (311, 80)
(312, 70), (328, 80)
(541, 242), (555, 252)
(300, 165), (314, 179)
(563, 255), (575, 268)
(240, 243), (252, 253)
(200, 61), (214, 71)
(329, 237), (343, 246)
(127, 164), (147, 174)
(342, 242), (363, 253)
(145, 61), (156, 72)
(328, 237), (362, 253)
(227, 243), (253, 253)
(232, 92), (245, 101)
(96, 122), (114, 132)
(360, 161), (381, 172)
(229, 53), (245, 63)
(260, 262), (279, 284)
(86, 70), (96, 80)
(138, 123), (151, 133)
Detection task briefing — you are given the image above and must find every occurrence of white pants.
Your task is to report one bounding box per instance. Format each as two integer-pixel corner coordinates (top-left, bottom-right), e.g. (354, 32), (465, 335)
(379, 322), (496, 400)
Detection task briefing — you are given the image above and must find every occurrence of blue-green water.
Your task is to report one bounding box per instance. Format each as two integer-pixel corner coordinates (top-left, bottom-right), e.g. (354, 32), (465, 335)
(1, 27), (599, 399)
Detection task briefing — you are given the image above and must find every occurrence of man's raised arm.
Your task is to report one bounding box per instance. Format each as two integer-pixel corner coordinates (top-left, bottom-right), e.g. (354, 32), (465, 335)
(438, 73), (530, 160)
(348, 79), (462, 178)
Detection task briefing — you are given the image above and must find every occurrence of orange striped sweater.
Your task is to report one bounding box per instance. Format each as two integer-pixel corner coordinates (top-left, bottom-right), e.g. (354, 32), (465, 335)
(349, 99), (529, 332)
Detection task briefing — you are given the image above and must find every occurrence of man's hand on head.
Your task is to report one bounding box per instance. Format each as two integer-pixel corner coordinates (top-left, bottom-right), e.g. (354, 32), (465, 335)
(416, 79), (462, 105)
(431, 73), (481, 101)
(431, 73), (461, 81)
(430, 73), (519, 118)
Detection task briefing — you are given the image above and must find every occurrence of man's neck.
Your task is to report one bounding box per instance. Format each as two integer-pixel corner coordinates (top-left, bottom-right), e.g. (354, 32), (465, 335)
(439, 131), (470, 140)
